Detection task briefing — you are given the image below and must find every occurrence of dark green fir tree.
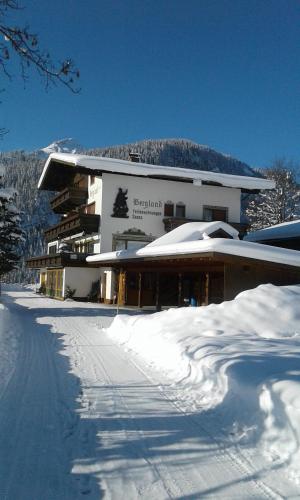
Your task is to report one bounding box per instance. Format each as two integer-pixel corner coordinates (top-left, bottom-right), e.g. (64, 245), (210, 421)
(0, 167), (24, 282)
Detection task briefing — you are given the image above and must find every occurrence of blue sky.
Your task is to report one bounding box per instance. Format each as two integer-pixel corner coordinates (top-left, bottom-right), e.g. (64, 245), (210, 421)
(1, 0), (300, 168)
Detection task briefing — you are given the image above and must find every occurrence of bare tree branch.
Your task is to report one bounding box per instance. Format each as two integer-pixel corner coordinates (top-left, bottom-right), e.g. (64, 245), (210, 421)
(0, 0), (80, 92)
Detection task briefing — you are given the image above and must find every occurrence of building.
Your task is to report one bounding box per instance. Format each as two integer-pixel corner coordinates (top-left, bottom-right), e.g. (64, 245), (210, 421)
(27, 152), (274, 301)
(245, 220), (300, 250)
(87, 221), (300, 310)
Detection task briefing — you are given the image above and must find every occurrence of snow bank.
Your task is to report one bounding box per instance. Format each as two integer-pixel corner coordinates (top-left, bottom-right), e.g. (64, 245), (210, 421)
(107, 284), (300, 484)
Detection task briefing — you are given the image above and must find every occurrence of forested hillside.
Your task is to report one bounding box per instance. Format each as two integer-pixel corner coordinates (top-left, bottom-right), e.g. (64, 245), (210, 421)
(1, 139), (259, 282)
(87, 138), (258, 177)
(1, 151), (57, 282)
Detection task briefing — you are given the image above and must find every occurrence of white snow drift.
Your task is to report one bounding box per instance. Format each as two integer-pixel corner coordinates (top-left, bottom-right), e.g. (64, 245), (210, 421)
(107, 283), (300, 485)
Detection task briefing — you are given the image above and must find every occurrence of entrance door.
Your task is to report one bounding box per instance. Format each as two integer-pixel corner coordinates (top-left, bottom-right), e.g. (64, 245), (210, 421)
(209, 273), (224, 304)
(126, 272), (139, 306)
(46, 269), (64, 299)
(159, 273), (178, 306)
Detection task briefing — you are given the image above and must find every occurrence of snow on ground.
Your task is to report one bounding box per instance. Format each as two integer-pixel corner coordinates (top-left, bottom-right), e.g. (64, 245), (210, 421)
(1, 284), (300, 499)
(107, 284), (300, 489)
(0, 301), (20, 400)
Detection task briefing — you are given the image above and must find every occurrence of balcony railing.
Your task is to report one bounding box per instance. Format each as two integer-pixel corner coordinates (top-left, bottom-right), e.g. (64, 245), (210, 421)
(44, 213), (100, 242)
(50, 186), (88, 214)
(26, 252), (98, 269)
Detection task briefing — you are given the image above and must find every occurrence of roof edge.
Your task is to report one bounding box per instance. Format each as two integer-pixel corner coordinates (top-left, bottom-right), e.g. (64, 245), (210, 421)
(38, 152), (275, 191)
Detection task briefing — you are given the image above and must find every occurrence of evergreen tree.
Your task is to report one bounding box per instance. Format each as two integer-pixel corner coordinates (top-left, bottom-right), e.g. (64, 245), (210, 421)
(245, 160), (300, 231)
(0, 167), (23, 281)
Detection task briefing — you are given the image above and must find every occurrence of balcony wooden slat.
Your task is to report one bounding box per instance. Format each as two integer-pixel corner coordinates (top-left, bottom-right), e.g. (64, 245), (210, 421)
(26, 252), (99, 269)
(50, 186), (88, 213)
(44, 213), (100, 242)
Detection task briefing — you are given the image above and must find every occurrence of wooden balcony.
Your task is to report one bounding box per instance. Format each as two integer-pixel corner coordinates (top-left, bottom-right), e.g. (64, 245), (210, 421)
(44, 213), (100, 242)
(163, 217), (248, 237)
(50, 186), (88, 214)
(26, 252), (99, 269)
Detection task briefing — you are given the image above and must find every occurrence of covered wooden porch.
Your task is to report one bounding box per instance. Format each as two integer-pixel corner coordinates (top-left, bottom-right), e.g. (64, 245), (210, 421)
(107, 252), (300, 311)
(117, 262), (224, 310)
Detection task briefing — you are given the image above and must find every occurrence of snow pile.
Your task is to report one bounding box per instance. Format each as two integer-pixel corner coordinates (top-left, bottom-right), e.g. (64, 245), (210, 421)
(107, 284), (300, 484)
(146, 221), (239, 247)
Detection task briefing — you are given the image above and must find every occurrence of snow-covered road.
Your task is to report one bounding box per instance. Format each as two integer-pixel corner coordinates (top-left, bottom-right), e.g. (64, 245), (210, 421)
(0, 286), (297, 499)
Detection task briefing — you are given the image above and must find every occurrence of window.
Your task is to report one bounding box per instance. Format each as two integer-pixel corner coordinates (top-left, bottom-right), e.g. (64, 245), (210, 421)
(74, 174), (86, 188)
(86, 242), (94, 253)
(114, 239), (148, 251)
(143, 273), (155, 291)
(164, 202), (174, 217)
(84, 202), (95, 214)
(74, 241), (94, 253)
(115, 240), (126, 251)
(203, 206), (228, 222)
(126, 241), (147, 250)
(176, 202), (186, 218)
(48, 244), (57, 255)
(112, 230), (154, 252)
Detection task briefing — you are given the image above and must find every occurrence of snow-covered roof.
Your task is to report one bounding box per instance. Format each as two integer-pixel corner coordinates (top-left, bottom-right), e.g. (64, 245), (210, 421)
(38, 152), (275, 192)
(245, 220), (300, 242)
(87, 234), (300, 268)
(146, 221), (239, 247)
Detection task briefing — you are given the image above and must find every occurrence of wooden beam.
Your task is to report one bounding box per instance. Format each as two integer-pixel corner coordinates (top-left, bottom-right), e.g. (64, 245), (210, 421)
(178, 272), (182, 307)
(138, 272), (142, 308)
(155, 272), (161, 312)
(117, 269), (126, 306)
(204, 272), (210, 305)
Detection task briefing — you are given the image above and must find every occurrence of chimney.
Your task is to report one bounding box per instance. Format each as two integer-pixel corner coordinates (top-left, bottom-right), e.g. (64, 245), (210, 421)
(129, 151), (141, 163)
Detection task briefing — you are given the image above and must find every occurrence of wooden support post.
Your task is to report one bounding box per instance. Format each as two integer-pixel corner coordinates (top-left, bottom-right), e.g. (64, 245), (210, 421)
(138, 272), (142, 308)
(155, 272), (161, 312)
(204, 272), (210, 305)
(178, 273), (182, 307)
(223, 263), (226, 302)
(118, 269), (126, 306)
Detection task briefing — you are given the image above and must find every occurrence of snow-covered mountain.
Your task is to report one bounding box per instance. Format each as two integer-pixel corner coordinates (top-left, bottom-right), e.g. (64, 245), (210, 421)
(1, 138), (261, 282)
(40, 138), (84, 155)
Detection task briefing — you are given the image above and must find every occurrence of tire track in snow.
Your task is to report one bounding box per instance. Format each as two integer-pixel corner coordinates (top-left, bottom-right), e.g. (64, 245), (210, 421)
(55, 315), (182, 499)
(55, 314), (280, 499)
(0, 292), (83, 500)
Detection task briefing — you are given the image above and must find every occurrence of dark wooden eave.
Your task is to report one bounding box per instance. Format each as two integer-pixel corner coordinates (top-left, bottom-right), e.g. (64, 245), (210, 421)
(89, 250), (300, 273)
(39, 159), (265, 194)
(40, 160), (195, 191)
(26, 252), (99, 269)
(251, 237), (300, 251)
